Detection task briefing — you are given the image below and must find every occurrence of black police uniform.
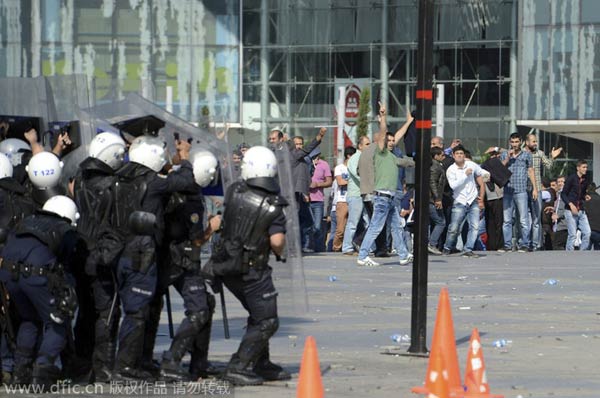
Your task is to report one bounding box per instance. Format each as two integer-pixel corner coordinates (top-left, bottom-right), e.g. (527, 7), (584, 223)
(206, 177), (290, 386)
(158, 187), (215, 382)
(0, 176), (35, 382)
(0, 211), (78, 389)
(72, 157), (121, 382)
(111, 159), (195, 380)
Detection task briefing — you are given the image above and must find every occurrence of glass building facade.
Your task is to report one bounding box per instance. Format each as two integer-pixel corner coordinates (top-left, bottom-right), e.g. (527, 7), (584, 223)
(520, 0), (600, 120)
(0, 0), (597, 173)
(0, 0), (241, 123)
(242, 0), (517, 159)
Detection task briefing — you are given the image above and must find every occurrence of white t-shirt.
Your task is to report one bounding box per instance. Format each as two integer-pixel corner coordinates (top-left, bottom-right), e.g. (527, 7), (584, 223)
(446, 160), (485, 206)
(334, 163), (349, 203)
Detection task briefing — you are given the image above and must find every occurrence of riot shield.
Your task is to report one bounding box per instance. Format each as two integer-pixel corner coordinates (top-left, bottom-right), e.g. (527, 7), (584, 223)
(0, 77), (52, 145)
(85, 93), (228, 165)
(43, 75), (94, 186)
(272, 144), (308, 316)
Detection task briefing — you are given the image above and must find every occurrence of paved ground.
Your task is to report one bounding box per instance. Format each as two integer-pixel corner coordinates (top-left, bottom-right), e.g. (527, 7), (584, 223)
(195, 251), (600, 398)
(4, 250), (600, 397)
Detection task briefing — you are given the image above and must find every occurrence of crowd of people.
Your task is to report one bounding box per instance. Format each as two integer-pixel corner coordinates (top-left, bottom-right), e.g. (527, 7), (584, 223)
(262, 102), (599, 267)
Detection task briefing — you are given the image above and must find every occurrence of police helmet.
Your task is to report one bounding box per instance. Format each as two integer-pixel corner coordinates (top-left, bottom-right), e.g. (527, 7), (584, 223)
(191, 150), (218, 187)
(42, 195), (80, 226)
(0, 153), (13, 179)
(128, 135), (168, 172)
(26, 151), (63, 189)
(0, 138), (31, 167)
(241, 146), (278, 180)
(89, 132), (126, 170)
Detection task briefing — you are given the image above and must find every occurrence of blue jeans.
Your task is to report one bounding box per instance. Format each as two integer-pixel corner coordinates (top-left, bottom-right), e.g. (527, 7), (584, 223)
(502, 191), (530, 249)
(564, 210), (591, 251)
(307, 201), (325, 252)
(297, 195), (313, 249)
(358, 195), (409, 260)
(444, 201), (480, 252)
(342, 196), (364, 253)
(429, 203), (446, 247)
(529, 193), (543, 249)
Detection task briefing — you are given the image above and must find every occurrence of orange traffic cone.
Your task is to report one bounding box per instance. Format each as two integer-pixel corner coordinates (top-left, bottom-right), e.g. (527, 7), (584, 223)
(426, 351), (450, 398)
(412, 288), (462, 395)
(463, 329), (504, 398)
(297, 336), (324, 398)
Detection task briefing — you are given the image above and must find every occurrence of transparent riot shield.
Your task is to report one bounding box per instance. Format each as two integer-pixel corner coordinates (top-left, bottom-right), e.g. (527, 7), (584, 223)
(44, 75), (93, 186)
(85, 93), (228, 164)
(272, 144), (308, 316)
(0, 77), (52, 144)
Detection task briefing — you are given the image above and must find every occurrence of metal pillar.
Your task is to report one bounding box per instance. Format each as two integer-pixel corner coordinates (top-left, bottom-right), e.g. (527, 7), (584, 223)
(260, 0), (269, 144)
(407, 0), (434, 356)
(436, 84), (444, 139)
(509, 0), (518, 134)
(380, 0), (389, 108)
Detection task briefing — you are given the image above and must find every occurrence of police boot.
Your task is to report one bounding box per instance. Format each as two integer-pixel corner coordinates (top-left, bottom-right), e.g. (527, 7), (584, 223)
(11, 351), (34, 386)
(31, 363), (61, 392)
(222, 354), (263, 386)
(189, 315), (219, 379)
(10, 365), (32, 386)
(189, 351), (220, 380)
(253, 346), (291, 381)
(93, 339), (116, 383)
(159, 351), (192, 383)
(114, 320), (154, 382)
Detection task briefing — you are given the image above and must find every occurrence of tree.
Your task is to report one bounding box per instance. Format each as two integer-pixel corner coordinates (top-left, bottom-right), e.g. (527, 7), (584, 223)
(356, 88), (371, 142)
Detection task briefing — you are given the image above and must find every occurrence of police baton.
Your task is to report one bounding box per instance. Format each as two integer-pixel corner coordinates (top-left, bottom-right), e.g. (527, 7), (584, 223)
(218, 282), (230, 339)
(165, 289), (175, 339)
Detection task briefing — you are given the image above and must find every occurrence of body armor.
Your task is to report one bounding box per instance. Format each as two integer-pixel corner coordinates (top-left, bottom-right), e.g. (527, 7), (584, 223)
(112, 162), (154, 236)
(209, 181), (286, 275)
(15, 213), (73, 256)
(73, 157), (116, 245)
(0, 178), (35, 243)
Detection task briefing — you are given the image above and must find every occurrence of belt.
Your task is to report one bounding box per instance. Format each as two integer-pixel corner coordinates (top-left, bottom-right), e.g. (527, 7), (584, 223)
(374, 191), (393, 199)
(0, 259), (53, 277)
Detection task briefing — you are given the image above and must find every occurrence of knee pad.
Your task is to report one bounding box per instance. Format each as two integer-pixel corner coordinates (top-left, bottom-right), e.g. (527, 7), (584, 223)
(258, 317), (279, 340)
(187, 311), (210, 331)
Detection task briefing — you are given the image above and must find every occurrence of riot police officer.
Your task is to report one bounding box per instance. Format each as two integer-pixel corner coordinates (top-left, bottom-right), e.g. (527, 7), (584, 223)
(158, 150), (220, 382)
(0, 153), (34, 383)
(72, 132), (127, 382)
(111, 136), (195, 381)
(0, 195), (80, 390)
(206, 146), (291, 386)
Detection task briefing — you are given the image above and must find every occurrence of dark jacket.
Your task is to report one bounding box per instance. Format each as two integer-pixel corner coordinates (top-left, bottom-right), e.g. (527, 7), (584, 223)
(481, 157), (512, 188)
(561, 173), (588, 211)
(430, 160), (446, 203)
(585, 192), (600, 231)
(290, 138), (321, 195)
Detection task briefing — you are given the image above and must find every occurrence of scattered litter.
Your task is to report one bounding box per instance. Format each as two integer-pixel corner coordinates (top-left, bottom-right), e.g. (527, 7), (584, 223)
(370, 328), (378, 332)
(395, 291), (402, 296)
(543, 279), (558, 286)
(391, 334), (411, 344)
(457, 276), (468, 281)
(459, 306), (471, 310)
(492, 339), (512, 348)
(328, 275), (338, 282)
